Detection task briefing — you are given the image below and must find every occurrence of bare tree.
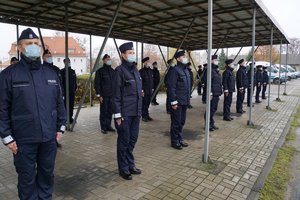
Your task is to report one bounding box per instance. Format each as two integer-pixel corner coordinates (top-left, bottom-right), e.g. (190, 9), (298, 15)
(75, 36), (87, 50)
(283, 38), (300, 54)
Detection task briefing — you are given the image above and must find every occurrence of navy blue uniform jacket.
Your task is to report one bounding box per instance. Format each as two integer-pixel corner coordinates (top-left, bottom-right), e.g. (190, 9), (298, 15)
(236, 66), (249, 89)
(167, 62), (191, 106)
(203, 64), (222, 96)
(222, 67), (236, 93)
(113, 60), (143, 118)
(0, 55), (66, 144)
(139, 67), (154, 95)
(94, 64), (115, 97)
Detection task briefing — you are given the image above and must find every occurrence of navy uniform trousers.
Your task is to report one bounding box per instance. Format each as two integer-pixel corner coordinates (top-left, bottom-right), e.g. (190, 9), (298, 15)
(236, 90), (245, 112)
(14, 139), (57, 200)
(166, 91), (171, 113)
(115, 116), (140, 173)
(223, 92), (233, 119)
(262, 84), (267, 99)
(247, 87), (255, 106)
(256, 85), (262, 101)
(204, 96), (219, 128)
(64, 93), (75, 123)
(100, 96), (113, 131)
(202, 86), (207, 103)
(142, 94), (151, 118)
(170, 105), (187, 145)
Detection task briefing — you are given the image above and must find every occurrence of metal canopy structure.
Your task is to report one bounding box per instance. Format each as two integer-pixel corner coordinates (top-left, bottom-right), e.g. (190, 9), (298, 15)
(0, 0), (289, 50)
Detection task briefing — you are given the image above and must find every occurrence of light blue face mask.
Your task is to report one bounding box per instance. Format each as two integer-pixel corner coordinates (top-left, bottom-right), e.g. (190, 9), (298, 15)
(46, 57), (53, 64)
(24, 44), (41, 59)
(127, 54), (136, 63)
(106, 60), (112, 66)
(182, 57), (188, 65)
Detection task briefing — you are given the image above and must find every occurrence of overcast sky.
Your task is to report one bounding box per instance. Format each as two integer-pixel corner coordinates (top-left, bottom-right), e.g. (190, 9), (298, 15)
(0, 0), (299, 61)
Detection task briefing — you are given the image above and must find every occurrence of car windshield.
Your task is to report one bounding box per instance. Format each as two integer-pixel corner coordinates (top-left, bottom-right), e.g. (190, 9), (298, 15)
(268, 66), (278, 73)
(280, 68), (288, 72)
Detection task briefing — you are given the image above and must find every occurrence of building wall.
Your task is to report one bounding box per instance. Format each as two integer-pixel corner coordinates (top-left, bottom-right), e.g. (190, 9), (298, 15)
(53, 56), (87, 75)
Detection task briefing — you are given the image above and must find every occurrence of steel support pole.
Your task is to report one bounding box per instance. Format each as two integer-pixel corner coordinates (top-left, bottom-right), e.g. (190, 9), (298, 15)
(37, 27), (46, 51)
(150, 18), (195, 103)
(113, 37), (121, 59)
(267, 27), (273, 109)
(233, 47), (243, 62)
(284, 44), (288, 95)
(276, 40), (282, 101)
(65, 6), (70, 130)
(214, 30), (229, 55)
(246, 46), (259, 65)
(226, 48), (228, 59)
(71, 0), (123, 131)
(203, 0), (213, 163)
(189, 51), (202, 94)
(16, 24), (19, 59)
(167, 47), (169, 61)
(136, 41), (138, 65)
(188, 51), (200, 78)
(247, 7), (256, 126)
(141, 26), (144, 67)
(89, 34), (93, 107)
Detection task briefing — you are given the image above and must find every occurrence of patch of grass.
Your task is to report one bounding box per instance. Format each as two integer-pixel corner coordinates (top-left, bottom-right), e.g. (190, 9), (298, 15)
(259, 145), (296, 200)
(259, 105), (300, 200)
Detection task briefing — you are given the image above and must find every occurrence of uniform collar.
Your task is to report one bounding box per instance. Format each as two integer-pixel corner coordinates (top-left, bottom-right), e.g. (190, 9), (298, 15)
(122, 59), (135, 70)
(21, 53), (42, 70)
(177, 62), (187, 68)
(212, 63), (219, 69)
(103, 63), (111, 68)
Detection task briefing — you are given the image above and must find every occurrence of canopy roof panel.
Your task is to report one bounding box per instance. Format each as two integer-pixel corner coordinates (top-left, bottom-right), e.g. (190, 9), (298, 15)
(0, 0), (289, 50)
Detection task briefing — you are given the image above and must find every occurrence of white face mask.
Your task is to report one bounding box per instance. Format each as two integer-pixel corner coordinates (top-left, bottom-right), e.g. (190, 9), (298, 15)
(106, 60), (112, 66)
(181, 57), (188, 64)
(46, 57), (53, 64)
(146, 63), (151, 67)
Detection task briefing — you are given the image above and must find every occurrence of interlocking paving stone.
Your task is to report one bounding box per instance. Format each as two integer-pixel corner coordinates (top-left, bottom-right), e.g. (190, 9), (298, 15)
(1, 81), (300, 200)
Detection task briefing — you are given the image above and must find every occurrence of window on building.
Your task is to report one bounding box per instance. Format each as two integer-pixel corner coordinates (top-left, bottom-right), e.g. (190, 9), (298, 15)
(57, 58), (60, 62)
(74, 59), (76, 63)
(68, 48), (75, 53)
(81, 59), (83, 63)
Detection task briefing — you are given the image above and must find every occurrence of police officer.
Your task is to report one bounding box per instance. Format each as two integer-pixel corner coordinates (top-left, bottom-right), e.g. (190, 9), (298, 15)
(236, 59), (248, 113)
(202, 64), (208, 104)
(43, 49), (63, 87)
(152, 61), (160, 105)
(61, 58), (77, 124)
(94, 54), (116, 134)
(247, 63), (256, 107)
(0, 28), (66, 200)
(255, 65), (263, 103)
(197, 65), (203, 95)
(167, 50), (190, 150)
(139, 57), (154, 122)
(262, 66), (269, 99)
(187, 62), (193, 109)
(10, 56), (19, 65)
(222, 59), (236, 121)
(43, 49), (63, 147)
(113, 42), (142, 180)
(165, 59), (175, 114)
(203, 55), (222, 131)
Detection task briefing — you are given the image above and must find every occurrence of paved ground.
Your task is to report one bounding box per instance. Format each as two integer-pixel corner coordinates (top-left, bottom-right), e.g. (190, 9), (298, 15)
(1, 80), (300, 200)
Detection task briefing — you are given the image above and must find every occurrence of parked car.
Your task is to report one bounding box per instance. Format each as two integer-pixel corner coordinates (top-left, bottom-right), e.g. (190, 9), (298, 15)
(255, 61), (285, 84)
